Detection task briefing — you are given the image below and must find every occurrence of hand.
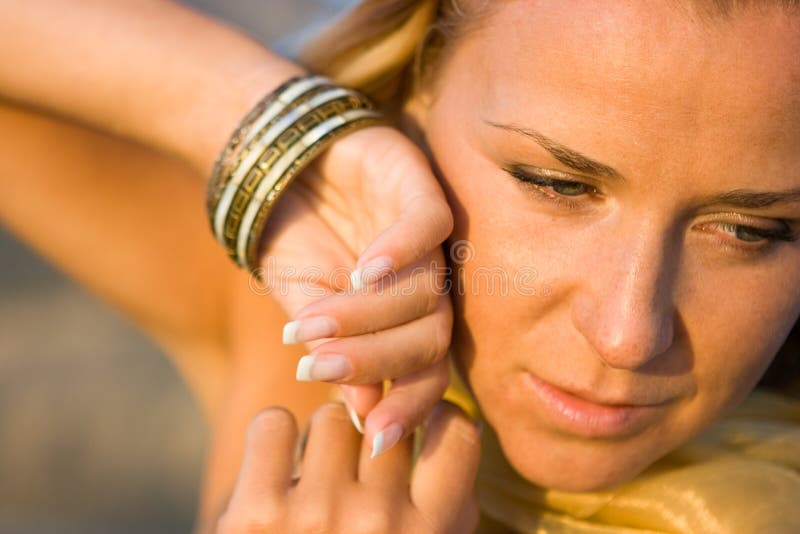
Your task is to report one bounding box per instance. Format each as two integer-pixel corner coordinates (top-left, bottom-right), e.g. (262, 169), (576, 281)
(256, 125), (454, 455)
(215, 401), (481, 534)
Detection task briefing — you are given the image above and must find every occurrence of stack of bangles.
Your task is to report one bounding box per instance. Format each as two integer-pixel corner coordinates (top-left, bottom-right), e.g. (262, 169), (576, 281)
(206, 74), (387, 278)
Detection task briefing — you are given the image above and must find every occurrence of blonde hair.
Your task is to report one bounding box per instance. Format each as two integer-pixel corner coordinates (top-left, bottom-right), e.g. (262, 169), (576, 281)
(299, 0), (800, 395)
(298, 0), (800, 107)
(298, 0), (493, 113)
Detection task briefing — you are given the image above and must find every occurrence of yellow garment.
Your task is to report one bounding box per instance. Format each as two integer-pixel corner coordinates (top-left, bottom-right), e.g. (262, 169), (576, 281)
(442, 371), (800, 533)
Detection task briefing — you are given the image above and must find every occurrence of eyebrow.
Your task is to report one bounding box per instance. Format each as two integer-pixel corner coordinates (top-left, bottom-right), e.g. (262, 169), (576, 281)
(484, 119), (624, 179)
(485, 119), (800, 210)
(698, 188), (800, 209)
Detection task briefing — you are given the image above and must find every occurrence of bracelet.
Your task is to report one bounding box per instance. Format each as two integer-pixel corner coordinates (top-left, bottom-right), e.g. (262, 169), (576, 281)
(206, 74), (387, 275)
(206, 74), (330, 235)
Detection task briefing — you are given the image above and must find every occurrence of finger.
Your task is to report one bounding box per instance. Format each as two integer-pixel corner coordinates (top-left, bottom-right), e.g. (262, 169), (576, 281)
(296, 295), (452, 384)
(358, 426), (414, 502)
(352, 129), (454, 289)
(362, 357), (450, 456)
(283, 250), (447, 344)
(298, 402), (362, 490)
(411, 402), (481, 529)
(340, 384), (381, 433)
(228, 407), (298, 507)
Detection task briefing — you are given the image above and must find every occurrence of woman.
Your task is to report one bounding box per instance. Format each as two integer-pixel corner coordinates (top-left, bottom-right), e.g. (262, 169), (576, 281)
(2, 0), (800, 532)
(218, 0), (800, 531)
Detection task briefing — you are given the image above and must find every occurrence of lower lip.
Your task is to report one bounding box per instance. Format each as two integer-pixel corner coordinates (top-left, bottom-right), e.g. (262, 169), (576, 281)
(524, 373), (662, 438)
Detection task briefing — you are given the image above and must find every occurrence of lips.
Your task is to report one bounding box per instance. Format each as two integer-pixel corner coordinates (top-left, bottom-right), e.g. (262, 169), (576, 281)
(546, 380), (666, 408)
(523, 372), (670, 438)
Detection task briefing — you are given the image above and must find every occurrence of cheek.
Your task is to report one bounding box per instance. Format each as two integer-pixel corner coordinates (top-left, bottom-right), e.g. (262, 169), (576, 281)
(427, 123), (553, 366)
(677, 264), (800, 412)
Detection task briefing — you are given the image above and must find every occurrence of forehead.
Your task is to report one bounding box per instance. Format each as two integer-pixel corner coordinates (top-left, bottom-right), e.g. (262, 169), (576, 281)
(453, 1), (800, 127)
(443, 0), (800, 179)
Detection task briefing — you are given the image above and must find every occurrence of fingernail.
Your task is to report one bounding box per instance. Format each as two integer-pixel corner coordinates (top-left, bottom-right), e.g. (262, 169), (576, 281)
(370, 422), (404, 459)
(350, 256), (394, 291)
(282, 316), (337, 344)
(344, 399), (365, 434)
(295, 354), (351, 382)
(349, 268), (364, 291)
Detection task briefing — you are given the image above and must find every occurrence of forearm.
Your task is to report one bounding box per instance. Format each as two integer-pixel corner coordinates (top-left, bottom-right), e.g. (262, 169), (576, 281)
(0, 0), (305, 175)
(195, 278), (333, 531)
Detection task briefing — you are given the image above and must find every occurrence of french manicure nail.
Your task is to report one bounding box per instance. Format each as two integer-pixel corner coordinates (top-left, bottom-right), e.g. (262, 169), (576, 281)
(371, 422), (404, 459)
(295, 354), (352, 382)
(282, 316), (337, 344)
(344, 400), (365, 434)
(350, 256), (394, 291)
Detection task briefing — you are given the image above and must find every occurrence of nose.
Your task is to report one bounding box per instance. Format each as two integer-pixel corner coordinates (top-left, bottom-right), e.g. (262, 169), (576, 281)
(571, 228), (676, 371)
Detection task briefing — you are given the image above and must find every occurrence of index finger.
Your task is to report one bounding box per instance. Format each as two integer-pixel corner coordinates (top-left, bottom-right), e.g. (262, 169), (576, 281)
(351, 129), (454, 289)
(227, 407), (298, 508)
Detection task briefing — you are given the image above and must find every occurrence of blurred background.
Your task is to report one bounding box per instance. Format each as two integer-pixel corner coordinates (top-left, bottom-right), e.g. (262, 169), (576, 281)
(0, 1), (353, 532)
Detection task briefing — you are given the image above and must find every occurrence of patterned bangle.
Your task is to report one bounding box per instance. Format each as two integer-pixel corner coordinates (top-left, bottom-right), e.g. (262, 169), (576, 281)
(206, 75), (387, 274)
(206, 74), (331, 235)
(214, 84), (358, 246)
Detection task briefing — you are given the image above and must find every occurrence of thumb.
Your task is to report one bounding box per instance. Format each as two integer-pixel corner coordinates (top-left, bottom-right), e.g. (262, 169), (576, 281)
(411, 401), (482, 531)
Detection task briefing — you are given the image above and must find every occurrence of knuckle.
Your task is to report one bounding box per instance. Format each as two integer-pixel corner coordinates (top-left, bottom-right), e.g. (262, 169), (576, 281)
(424, 317), (451, 366)
(433, 201), (455, 241)
(351, 314), (383, 336)
(446, 412), (482, 449)
(247, 407), (295, 441)
(407, 234), (430, 267)
(347, 504), (395, 534)
(216, 510), (279, 534)
(421, 284), (441, 316)
(415, 325), (448, 370)
(434, 319), (451, 356)
(310, 401), (351, 425)
(290, 502), (335, 534)
(411, 510), (446, 534)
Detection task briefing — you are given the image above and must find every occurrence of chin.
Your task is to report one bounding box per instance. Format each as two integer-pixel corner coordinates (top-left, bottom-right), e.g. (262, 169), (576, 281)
(493, 423), (667, 493)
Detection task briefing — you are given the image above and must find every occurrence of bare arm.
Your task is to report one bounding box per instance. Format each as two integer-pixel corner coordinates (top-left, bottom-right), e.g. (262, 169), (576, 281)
(0, 102), (334, 528)
(0, 3), (460, 528)
(0, 102), (235, 417)
(0, 0), (304, 174)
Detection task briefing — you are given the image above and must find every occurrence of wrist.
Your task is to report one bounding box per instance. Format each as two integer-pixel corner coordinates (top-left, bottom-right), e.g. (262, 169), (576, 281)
(204, 74), (384, 272)
(177, 57), (307, 178)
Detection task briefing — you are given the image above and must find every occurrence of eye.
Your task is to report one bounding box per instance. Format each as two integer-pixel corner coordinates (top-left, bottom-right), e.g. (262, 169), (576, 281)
(550, 180), (591, 196)
(699, 221), (797, 255)
(719, 223), (767, 242)
(505, 167), (598, 208)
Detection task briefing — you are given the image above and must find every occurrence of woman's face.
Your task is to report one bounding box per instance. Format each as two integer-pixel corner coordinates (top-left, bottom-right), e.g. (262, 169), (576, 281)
(410, 0), (800, 490)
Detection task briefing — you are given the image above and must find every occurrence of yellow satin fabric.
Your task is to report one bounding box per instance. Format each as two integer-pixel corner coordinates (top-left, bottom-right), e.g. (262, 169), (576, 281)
(442, 373), (800, 533)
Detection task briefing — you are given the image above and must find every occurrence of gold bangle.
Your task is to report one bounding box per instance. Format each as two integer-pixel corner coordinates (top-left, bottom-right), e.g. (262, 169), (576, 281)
(242, 107), (385, 272)
(223, 94), (380, 265)
(206, 74), (331, 236)
(206, 75), (388, 274)
(215, 86), (365, 248)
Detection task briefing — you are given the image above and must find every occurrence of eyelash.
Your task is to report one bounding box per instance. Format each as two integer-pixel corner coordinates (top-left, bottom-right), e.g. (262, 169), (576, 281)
(505, 167), (798, 255)
(507, 167), (598, 210)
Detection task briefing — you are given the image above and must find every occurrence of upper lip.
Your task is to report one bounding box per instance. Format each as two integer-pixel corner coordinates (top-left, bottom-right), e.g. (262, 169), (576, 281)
(537, 376), (671, 407)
